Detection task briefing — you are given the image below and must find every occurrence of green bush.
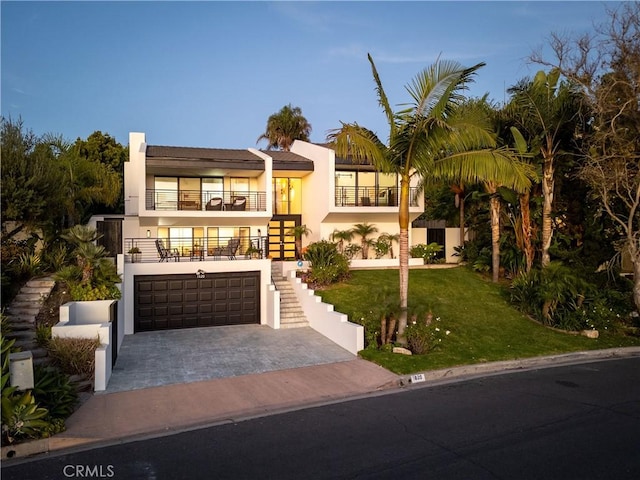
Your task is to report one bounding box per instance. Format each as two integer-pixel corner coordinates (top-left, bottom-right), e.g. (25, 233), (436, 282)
(303, 241), (350, 286)
(47, 336), (100, 377)
(1, 390), (51, 445)
(410, 243), (443, 264)
(69, 283), (121, 301)
(33, 366), (78, 418)
(405, 312), (449, 354)
(510, 262), (594, 328)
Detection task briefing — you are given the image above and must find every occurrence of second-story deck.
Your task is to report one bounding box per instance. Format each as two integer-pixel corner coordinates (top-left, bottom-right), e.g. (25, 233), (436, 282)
(334, 186), (419, 207)
(145, 190), (267, 212)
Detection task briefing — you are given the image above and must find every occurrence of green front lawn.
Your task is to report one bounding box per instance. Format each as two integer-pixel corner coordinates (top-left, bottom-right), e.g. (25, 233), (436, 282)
(318, 267), (640, 375)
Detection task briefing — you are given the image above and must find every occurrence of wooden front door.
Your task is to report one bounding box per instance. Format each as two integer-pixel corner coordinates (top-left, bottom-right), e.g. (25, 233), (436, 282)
(267, 216), (299, 260)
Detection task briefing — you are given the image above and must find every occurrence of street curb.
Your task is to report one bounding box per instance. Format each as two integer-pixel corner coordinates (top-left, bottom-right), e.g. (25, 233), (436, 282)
(3, 347), (640, 462)
(402, 346), (640, 386)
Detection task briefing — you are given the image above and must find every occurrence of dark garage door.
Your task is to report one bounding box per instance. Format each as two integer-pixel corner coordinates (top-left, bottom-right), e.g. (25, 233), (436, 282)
(134, 271), (260, 332)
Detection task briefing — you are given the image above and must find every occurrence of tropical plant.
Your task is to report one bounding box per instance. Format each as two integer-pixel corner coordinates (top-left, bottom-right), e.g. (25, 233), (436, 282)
(506, 69), (584, 268)
(410, 243), (444, 264)
(286, 224), (312, 260)
(330, 229), (354, 254)
(33, 365), (78, 419)
(257, 104), (312, 151)
(352, 222), (378, 259)
(372, 237), (391, 259)
(303, 240), (350, 286)
(1, 390), (51, 445)
(510, 261), (593, 326)
(343, 243), (362, 260)
(530, 3), (640, 310)
(58, 225), (120, 300)
(379, 232), (400, 259)
(329, 54), (533, 345)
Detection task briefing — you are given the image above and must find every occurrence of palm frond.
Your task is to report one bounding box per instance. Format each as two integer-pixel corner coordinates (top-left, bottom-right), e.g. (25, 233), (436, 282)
(327, 123), (392, 171)
(368, 54), (397, 139)
(405, 60), (485, 120)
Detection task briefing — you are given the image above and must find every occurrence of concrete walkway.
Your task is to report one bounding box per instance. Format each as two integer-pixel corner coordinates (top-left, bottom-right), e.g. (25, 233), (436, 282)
(49, 358), (400, 453)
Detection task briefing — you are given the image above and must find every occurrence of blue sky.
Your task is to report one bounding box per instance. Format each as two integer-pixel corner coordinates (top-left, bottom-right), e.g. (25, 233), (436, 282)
(1, 1), (617, 149)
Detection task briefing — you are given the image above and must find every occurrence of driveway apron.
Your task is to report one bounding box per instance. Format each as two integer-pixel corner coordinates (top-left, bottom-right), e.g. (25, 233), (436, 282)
(106, 325), (355, 393)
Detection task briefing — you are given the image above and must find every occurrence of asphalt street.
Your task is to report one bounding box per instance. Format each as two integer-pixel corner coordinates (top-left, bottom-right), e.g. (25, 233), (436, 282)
(4, 356), (640, 480)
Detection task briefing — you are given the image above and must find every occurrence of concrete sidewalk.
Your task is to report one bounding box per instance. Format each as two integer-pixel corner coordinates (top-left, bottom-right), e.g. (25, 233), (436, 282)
(49, 359), (400, 454)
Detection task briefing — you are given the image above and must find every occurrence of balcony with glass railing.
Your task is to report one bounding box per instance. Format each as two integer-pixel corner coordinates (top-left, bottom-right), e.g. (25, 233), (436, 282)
(145, 189), (267, 212)
(334, 186), (419, 207)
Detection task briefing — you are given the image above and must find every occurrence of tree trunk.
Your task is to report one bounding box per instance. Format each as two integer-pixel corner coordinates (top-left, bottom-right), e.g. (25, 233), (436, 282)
(396, 174), (411, 346)
(541, 151), (555, 268)
(459, 194), (465, 249)
(519, 191), (534, 273)
(633, 253), (640, 313)
(490, 193), (501, 283)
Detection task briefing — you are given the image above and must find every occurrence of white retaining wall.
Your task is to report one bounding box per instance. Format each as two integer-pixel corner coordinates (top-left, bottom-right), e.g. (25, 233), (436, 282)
(53, 300), (118, 392)
(287, 271), (363, 355)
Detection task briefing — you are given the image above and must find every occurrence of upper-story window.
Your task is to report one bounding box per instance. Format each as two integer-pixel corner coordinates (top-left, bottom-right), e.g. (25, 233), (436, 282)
(273, 178), (301, 215)
(335, 171), (398, 206)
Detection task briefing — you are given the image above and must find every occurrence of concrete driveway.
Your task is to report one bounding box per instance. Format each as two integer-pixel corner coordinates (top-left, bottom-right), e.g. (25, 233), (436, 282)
(106, 325), (355, 393)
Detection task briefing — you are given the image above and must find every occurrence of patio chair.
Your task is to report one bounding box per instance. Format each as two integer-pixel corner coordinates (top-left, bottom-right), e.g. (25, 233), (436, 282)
(230, 196), (246, 211)
(155, 239), (180, 262)
(205, 197), (223, 210)
(212, 238), (240, 259)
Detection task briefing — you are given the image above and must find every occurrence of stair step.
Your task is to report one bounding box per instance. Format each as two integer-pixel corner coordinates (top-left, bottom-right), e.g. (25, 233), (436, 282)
(25, 278), (55, 288)
(31, 347), (48, 358)
(280, 322), (309, 329)
(8, 330), (35, 340)
(5, 313), (37, 322)
(6, 320), (36, 331)
(12, 339), (38, 351)
(13, 292), (48, 303)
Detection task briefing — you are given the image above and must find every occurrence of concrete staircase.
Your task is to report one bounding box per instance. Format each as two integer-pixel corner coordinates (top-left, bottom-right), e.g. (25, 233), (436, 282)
(4, 277), (56, 365)
(271, 262), (309, 329)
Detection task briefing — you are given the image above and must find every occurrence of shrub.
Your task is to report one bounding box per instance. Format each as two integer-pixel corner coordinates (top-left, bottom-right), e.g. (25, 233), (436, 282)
(510, 262), (594, 328)
(47, 336), (100, 377)
(405, 311), (449, 354)
(303, 241), (350, 286)
(343, 243), (362, 260)
(410, 243), (443, 264)
(1, 390), (51, 445)
(69, 283), (121, 301)
(33, 366), (79, 419)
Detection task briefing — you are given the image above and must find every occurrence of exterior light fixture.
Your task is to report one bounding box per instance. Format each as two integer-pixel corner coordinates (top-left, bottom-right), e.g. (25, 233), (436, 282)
(146, 230), (151, 238)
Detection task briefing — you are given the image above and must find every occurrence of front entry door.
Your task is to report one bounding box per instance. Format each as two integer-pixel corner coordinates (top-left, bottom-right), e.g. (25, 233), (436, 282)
(268, 216), (300, 260)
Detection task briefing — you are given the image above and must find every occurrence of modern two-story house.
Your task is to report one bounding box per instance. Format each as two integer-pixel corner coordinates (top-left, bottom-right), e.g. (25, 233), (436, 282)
(107, 132), (424, 338)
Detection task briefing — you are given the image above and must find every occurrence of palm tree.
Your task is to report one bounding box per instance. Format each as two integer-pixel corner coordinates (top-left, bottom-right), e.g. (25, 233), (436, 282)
(352, 222), (378, 259)
(286, 224), (312, 260)
(257, 104), (312, 151)
(330, 228), (354, 254)
(329, 55), (533, 345)
(379, 232), (400, 259)
(507, 69), (583, 267)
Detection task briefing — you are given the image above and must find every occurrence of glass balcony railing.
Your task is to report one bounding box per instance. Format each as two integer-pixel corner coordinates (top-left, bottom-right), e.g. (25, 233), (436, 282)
(145, 190), (267, 212)
(334, 186), (419, 207)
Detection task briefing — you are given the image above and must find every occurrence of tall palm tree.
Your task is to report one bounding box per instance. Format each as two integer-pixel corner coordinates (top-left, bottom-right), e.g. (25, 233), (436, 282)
(329, 55), (533, 344)
(352, 222), (378, 259)
(507, 69), (583, 267)
(257, 104), (312, 151)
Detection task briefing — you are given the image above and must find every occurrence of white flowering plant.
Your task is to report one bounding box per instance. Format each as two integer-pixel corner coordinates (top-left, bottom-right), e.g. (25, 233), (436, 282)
(405, 311), (450, 354)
